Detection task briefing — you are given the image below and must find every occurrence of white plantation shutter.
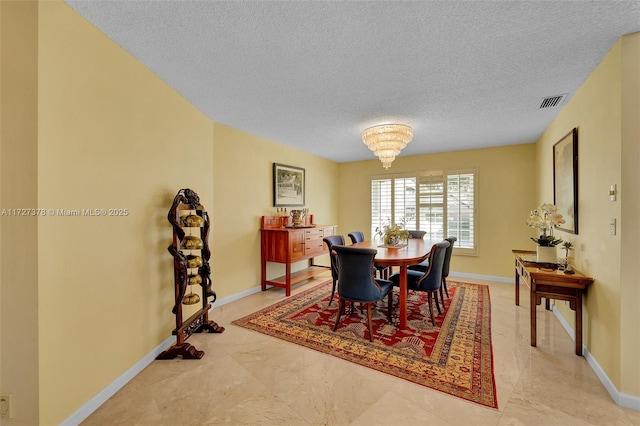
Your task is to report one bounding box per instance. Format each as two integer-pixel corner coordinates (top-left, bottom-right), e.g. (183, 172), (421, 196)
(394, 177), (417, 231)
(371, 169), (477, 255)
(371, 178), (392, 238)
(447, 171), (475, 250)
(418, 173), (445, 241)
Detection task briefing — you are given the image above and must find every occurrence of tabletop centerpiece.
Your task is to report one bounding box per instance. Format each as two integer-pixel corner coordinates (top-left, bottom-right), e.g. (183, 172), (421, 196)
(526, 203), (564, 263)
(375, 220), (410, 247)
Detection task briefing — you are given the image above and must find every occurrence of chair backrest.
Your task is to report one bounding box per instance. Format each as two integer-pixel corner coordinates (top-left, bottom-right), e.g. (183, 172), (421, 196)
(442, 236), (457, 278)
(347, 231), (365, 244)
(408, 230), (426, 239)
(332, 245), (382, 302)
(415, 240), (450, 291)
(323, 235), (346, 280)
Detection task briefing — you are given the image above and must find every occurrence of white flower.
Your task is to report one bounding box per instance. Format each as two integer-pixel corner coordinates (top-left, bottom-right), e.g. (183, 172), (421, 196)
(527, 203), (564, 246)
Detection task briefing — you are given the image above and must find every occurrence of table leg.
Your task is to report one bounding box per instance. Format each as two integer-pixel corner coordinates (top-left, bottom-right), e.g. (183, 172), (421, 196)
(399, 265), (408, 329)
(530, 290), (537, 347)
(515, 268), (520, 306)
(575, 292), (583, 356)
(285, 263), (291, 297)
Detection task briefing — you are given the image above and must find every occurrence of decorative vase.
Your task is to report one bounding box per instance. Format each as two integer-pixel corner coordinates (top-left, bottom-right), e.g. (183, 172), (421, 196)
(536, 245), (557, 263)
(290, 209), (305, 226)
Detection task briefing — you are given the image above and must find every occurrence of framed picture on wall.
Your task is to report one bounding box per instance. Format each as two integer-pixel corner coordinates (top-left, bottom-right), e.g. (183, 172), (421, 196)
(273, 163), (305, 207)
(553, 128), (579, 234)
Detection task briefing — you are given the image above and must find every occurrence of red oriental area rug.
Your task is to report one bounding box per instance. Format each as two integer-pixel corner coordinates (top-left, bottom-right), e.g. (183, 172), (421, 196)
(232, 279), (497, 408)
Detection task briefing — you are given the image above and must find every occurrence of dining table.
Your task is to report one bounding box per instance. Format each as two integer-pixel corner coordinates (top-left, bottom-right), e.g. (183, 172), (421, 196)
(350, 238), (436, 329)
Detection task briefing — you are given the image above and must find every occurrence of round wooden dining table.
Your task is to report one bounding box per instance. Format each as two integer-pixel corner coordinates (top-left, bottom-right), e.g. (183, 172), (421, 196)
(350, 238), (436, 329)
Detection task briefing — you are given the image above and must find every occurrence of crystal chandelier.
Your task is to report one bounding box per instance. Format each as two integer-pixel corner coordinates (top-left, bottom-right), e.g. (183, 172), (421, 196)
(361, 124), (413, 169)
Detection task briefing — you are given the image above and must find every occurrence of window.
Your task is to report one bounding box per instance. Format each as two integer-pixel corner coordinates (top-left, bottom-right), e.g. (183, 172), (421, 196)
(371, 169), (476, 254)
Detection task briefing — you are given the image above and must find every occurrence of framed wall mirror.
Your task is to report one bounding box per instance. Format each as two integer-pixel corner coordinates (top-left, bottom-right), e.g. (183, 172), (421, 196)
(553, 128), (579, 234)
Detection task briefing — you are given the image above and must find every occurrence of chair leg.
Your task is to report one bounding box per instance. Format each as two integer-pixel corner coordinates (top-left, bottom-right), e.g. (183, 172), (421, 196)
(427, 293), (436, 326)
(333, 298), (345, 331)
(439, 286), (446, 310)
(387, 292), (393, 324)
(443, 277), (450, 298)
(434, 290), (442, 315)
(366, 303), (374, 342)
(328, 278), (337, 306)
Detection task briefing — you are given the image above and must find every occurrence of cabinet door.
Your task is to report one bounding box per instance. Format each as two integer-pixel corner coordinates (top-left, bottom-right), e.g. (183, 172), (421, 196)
(290, 230), (306, 260)
(262, 230), (289, 262)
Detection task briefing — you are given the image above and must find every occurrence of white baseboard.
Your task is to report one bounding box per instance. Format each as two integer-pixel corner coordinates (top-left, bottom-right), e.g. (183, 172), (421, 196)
(619, 391), (640, 412)
(61, 286), (264, 425)
(61, 335), (175, 426)
(552, 305), (640, 412)
(212, 285), (262, 307)
(449, 272), (513, 283)
(63, 277), (639, 424)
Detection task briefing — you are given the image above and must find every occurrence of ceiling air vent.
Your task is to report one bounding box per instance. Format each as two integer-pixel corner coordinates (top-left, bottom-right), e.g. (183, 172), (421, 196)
(540, 94), (567, 109)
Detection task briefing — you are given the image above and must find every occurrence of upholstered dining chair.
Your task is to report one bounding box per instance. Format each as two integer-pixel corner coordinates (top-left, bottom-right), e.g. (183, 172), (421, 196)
(408, 230), (426, 239)
(332, 245), (394, 342)
(408, 236), (457, 305)
(347, 231), (365, 244)
(389, 240), (449, 326)
(323, 234), (346, 306)
(348, 231), (391, 279)
(440, 236), (457, 299)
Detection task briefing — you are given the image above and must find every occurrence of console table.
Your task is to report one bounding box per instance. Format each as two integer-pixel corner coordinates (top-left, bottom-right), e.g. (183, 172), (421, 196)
(513, 249), (594, 356)
(261, 216), (336, 296)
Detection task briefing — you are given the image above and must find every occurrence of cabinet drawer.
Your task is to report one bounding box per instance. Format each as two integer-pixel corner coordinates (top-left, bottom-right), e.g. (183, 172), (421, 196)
(304, 228), (324, 240)
(305, 240), (325, 256)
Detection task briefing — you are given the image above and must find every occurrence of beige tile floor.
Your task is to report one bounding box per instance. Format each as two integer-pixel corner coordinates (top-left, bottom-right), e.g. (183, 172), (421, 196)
(82, 273), (640, 425)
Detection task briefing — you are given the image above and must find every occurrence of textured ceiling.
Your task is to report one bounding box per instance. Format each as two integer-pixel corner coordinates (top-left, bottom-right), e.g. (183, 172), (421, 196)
(65, 1), (640, 164)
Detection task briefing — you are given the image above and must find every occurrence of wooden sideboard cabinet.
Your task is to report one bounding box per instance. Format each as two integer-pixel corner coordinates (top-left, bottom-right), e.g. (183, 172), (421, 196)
(261, 216), (336, 296)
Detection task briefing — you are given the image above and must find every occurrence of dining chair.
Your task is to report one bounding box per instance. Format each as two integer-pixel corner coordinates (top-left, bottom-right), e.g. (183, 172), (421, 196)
(348, 231), (391, 279)
(408, 230), (426, 239)
(440, 236), (457, 299)
(332, 245), (394, 342)
(323, 234), (346, 306)
(347, 231), (365, 244)
(389, 240), (449, 326)
(408, 236), (457, 304)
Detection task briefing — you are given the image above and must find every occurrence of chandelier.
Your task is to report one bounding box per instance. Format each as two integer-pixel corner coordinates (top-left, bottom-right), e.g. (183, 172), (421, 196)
(361, 124), (413, 169)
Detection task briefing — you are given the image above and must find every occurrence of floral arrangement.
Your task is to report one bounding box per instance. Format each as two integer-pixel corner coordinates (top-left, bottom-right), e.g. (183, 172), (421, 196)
(526, 203), (565, 246)
(375, 219), (410, 246)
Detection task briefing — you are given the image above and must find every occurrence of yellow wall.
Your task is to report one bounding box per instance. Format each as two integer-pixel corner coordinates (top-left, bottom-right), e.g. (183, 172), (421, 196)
(36, 2), (216, 424)
(620, 32), (640, 399)
(535, 32), (640, 396)
(0, 2), (39, 425)
(211, 123), (339, 299)
(1, 3), (341, 423)
(338, 144), (538, 278)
